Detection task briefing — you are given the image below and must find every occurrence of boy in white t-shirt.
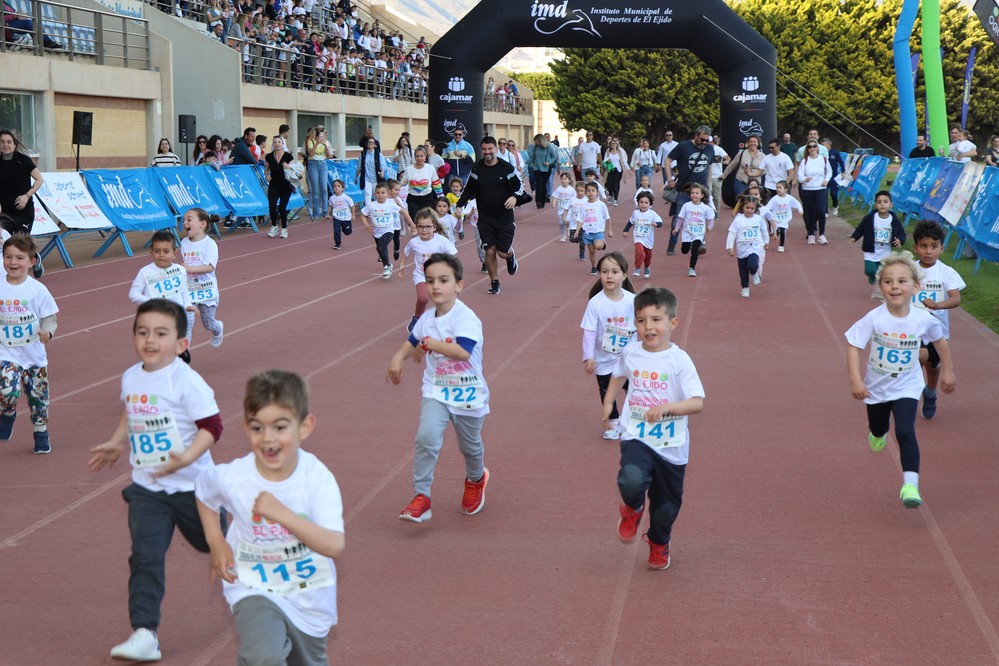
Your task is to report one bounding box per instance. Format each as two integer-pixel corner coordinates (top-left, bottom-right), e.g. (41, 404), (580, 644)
(362, 182), (409, 279)
(565, 181), (588, 261)
(551, 171), (576, 242)
(674, 183), (715, 277)
(129, 230), (195, 363)
(0, 234), (58, 454)
(602, 287), (705, 571)
(196, 370), (345, 665)
(849, 191), (905, 295)
(387, 254), (490, 524)
(325, 178), (355, 250)
(578, 181), (612, 275)
(622, 191), (663, 279)
(583, 169), (607, 201)
(632, 173), (654, 208)
(88, 299), (224, 662)
(911, 221), (966, 420)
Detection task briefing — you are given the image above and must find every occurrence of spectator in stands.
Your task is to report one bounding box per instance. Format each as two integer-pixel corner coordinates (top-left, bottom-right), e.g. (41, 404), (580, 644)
(197, 135), (226, 165)
(444, 128), (475, 185)
(0, 128), (43, 236)
(190, 135), (210, 165)
(985, 135), (999, 167)
(908, 134), (936, 159)
(151, 138), (182, 167)
(3, 1), (62, 49)
(486, 77), (496, 110)
(230, 127), (257, 165)
(947, 127), (977, 163)
(253, 134), (268, 162)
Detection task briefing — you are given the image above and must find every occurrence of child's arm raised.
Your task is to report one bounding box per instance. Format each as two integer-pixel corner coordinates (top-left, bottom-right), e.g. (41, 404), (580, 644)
(252, 491), (345, 558)
(87, 409), (129, 472)
(196, 498), (236, 583)
(151, 421), (221, 478)
(421, 335), (471, 362)
(846, 346), (870, 400)
(924, 288), (962, 311)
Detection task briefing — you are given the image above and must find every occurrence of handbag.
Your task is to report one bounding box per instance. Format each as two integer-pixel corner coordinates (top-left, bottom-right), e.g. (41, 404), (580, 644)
(661, 186), (679, 204)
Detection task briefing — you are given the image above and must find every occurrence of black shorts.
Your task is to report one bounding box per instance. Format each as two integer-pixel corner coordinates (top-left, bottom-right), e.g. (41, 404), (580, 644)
(477, 211), (516, 254)
(921, 341), (941, 369)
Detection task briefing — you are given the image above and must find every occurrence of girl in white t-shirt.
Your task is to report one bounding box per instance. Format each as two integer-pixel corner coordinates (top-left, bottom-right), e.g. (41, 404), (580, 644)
(580, 251), (637, 440)
(675, 183), (715, 277)
(325, 179), (355, 250)
(401, 208), (458, 333)
(764, 180), (803, 253)
(622, 191), (663, 279)
(845, 251), (955, 509)
(180, 208), (224, 347)
(434, 197), (458, 243)
(725, 195), (770, 298)
(551, 172), (576, 242)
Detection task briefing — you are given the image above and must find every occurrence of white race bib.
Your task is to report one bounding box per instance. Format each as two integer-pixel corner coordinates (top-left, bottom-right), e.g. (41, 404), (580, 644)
(333, 201), (352, 221)
(628, 406), (686, 448)
(433, 359), (484, 409)
(0, 311), (39, 347)
(633, 224), (652, 239)
(187, 274), (218, 303)
(868, 332), (919, 376)
(738, 226), (761, 244)
(373, 213), (393, 229)
(913, 280), (943, 308)
(145, 266), (185, 299)
(236, 540), (334, 597)
(601, 324), (633, 354)
(128, 413), (185, 467)
(685, 222), (705, 238)
(873, 226), (891, 245)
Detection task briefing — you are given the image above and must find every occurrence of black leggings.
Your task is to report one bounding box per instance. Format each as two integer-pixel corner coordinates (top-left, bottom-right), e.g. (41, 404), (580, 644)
(867, 398), (920, 472)
(605, 169), (623, 200)
(680, 239), (702, 269)
(407, 193), (435, 222)
(268, 183), (291, 228)
(596, 373), (628, 421)
(776, 228), (786, 247)
(737, 253), (760, 288)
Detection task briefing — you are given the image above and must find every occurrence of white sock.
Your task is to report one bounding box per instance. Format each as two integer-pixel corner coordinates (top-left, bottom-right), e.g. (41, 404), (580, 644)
(903, 471), (919, 487)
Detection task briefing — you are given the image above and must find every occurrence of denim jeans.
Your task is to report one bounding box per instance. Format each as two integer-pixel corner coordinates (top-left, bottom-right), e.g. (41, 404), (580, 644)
(306, 159), (328, 217)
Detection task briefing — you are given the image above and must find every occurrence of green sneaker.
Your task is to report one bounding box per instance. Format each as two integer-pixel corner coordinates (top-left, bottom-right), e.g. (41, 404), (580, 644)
(868, 432), (886, 452)
(900, 483), (922, 508)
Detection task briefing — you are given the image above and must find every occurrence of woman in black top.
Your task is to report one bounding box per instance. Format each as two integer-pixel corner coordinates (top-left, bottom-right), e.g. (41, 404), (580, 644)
(0, 129), (43, 235)
(265, 136), (294, 237)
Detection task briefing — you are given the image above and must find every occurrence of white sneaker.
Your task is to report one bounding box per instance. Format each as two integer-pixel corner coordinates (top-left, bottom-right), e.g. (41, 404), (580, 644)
(741, 288), (750, 298)
(267, 225), (280, 237)
(382, 265), (393, 280)
(807, 235), (816, 245)
(777, 246), (785, 253)
(280, 228), (288, 239)
(560, 235), (566, 242)
(612, 199), (619, 207)
(632, 270), (640, 277)
(210, 321), (224, 348)
(831, 206), (839, 216)
(752, 274), (761, 285)
(688, 268), (696, 277)
(603, 419), (621, 440)
(110, 628), (161, 661)
(644, 268), (651, 278)
(818, 235), (828, 245)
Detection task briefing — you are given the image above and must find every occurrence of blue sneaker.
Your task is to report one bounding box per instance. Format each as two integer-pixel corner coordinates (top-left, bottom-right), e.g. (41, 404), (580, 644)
(0, 412), (15, 441)
(33, 431), (51, 455)
(922, 389), (937, 420)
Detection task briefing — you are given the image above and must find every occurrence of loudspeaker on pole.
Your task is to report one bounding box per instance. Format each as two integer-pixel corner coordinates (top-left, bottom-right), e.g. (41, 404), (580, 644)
(179, 115), (197, 143)
(72, 111), (93, 146)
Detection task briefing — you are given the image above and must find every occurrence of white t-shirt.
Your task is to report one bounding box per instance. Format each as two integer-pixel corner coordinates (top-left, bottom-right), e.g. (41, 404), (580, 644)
(760, 152), (794, 190)
(797, 155), (832, 191)
(577, 141), (602, 171)
(411, 299), (489, 417)
(121, 358), (218, 493)
(604, 149), (626, 172)
(845, 304), (944, 403)
(327, 193), (354, 221)
(195, 451), (343, 637)
(657, 140), (678, 169)
(181, 236), (220, 306)
(863, 213), (894, 262)
(949, 139), (976, 163)
(565, 196), (586, 230)
(437, 214), (458, 242)
(0, 228), (9, 277)
(613, 342), (705, 465)
(580, 290), (636, 375)
(403, 235), (458, 285)
(129, 262), (192, 310)
(0, 276), (58, 368)
(678, 202), (715, 243)
(725, 213), (769, 258)
(631, 147), (657, 168)
(552, 185), (575, 213)
(764, 194), (803, 230)
(362, 200), (402, 239)
(628, 209), (664, 249)
(913, 260), (965, 339)
(576, 200), (610, 234)
(710, 145), (730, 179)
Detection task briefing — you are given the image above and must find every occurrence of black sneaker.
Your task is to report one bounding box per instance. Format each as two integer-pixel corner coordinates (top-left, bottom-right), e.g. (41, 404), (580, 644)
(32, 254), (44, 279)
(487, 280), (501, 294)
(393, 250), (400, 260)
(666, 248), (675, 256)
(480, 263), (488, 274)
(505, 249), (518, 276)
(33, 431), (51, 454)
(333, 244), (342, 250)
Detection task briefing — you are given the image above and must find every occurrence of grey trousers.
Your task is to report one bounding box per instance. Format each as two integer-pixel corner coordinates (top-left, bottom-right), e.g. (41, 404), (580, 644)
(233, 595), (329, 666)
(413, 397), (485, 497)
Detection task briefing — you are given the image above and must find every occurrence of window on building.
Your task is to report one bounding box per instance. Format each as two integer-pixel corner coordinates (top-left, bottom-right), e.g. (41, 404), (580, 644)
(0, 92), (36, 153)
(345, 115), (376, 151)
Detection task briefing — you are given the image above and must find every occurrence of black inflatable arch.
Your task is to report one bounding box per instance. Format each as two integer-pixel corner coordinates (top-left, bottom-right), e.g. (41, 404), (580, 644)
(429, 0), (776, 160)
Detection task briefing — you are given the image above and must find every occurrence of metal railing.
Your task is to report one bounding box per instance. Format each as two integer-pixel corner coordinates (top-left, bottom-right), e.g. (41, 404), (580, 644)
(2, 0), (150, 68)
(484, 91), (531, 115)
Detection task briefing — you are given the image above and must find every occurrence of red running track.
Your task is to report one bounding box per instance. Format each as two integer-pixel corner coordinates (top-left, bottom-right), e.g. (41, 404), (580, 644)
(2, 190), (999, 664)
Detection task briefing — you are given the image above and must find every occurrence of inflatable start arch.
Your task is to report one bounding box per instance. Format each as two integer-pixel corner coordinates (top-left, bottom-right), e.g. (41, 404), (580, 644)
(428, 0), (777, 157)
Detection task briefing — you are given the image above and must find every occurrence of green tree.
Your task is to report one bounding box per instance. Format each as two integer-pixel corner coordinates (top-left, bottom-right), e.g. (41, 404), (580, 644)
(514, 72), (556, 100)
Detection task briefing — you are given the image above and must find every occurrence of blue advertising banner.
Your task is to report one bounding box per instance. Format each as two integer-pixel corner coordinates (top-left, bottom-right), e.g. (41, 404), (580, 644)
(151, 166), (229, 217)
(208, 165), (270, 217)
(81, 169), (176, 231)
(329, 161), (365, 204)
(899, 157), (945, 212)
(920, 160), (963, 223)
(960, 166), (999, 261)
(847, 155), (888, 205)
(890, 157), (923, 217)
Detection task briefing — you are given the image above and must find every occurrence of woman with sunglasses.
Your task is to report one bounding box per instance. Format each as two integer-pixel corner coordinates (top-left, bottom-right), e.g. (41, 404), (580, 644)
(190, 135), (210, 166)
(797, 141), (832, 245)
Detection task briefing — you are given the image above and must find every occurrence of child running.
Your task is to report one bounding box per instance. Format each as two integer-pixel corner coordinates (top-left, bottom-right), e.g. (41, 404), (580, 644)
(435, 196), (458, 243)
(88, 299), (224, 661)
(845, 251), (955, 508)
(552, 171), (576, 242)
(633, 173), (654, 208)
(361, 182), (408, 280)
(387, 254), (490, 523)
(675, 183), (715, 277)
(849, 190), (905, 297)
(565, 180), (588, 261)
(325, 179), (355, 250)
(388, 179), (410, 260)
(764, 180), (803, 253)
(445, 176), (466, 240)
(603, 287), (705, 570)
(725, 195), (769, 297)
(622, 192), (663, 279)
(578, 181), (612, 275)
(129, 230), (195, 363)
(0, 234), (58, 454)
(401, 208), (458, 332)
(195, 370), (345, 666)
(911, 220), (965, 419)
(581, 251), (637, 440)
(180, 208), (225, 347)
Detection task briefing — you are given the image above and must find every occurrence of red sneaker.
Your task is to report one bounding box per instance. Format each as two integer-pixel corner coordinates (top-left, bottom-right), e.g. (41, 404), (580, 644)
(644, 535), (670, 570)
(400, 494), (432, 523)
(460, 467), (489, 515)
(617, 504), (643, 542)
